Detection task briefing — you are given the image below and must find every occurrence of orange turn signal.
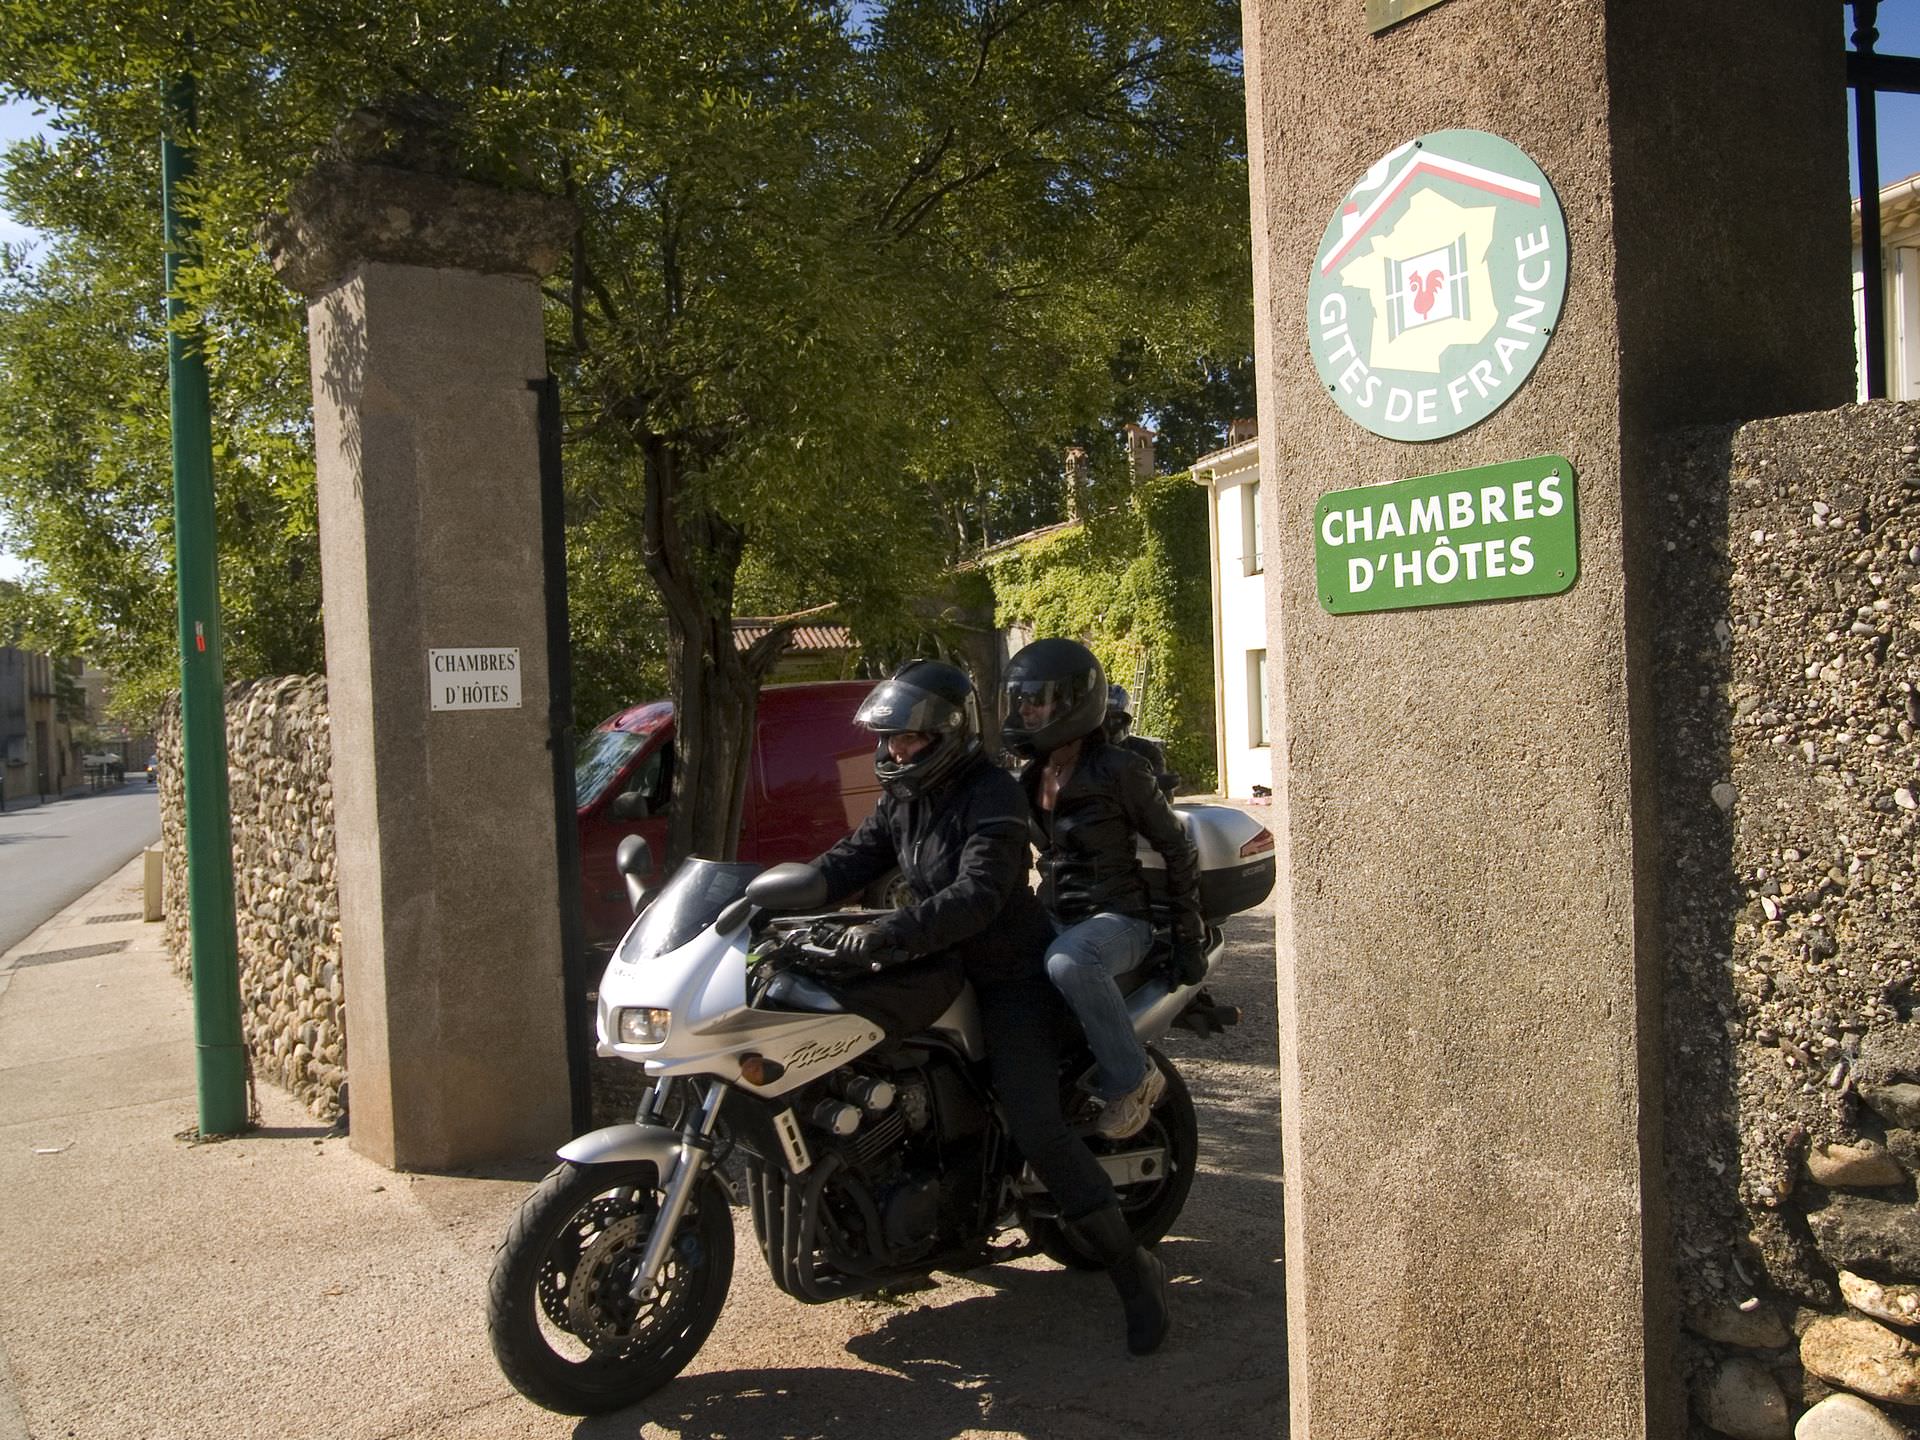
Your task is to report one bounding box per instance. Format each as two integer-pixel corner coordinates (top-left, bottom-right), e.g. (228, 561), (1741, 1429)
(739, 1053), (787, 1086)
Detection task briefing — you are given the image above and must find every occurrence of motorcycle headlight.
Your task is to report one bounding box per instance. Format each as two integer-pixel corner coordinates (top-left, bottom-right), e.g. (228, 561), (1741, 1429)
(615, 1007), (672, 1046)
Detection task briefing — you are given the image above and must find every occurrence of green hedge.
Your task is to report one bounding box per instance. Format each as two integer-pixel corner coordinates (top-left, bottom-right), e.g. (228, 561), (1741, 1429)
(983, 473), (1216, 789)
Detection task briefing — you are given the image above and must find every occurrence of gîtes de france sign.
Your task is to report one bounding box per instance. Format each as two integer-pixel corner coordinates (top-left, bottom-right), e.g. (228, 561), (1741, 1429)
(429, 647), (522, 711)
(1314, 456), (1578, 615)
(1308, 130), (1568, 442)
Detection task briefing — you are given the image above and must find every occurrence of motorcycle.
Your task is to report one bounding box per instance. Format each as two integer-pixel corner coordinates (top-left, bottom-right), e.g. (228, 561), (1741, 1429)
(487, 805), (1275, 1416)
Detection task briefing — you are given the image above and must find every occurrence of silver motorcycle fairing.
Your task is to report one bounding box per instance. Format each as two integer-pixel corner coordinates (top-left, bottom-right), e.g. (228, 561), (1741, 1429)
(597, 922), (887, 1099)
(593, 870), (1221, 1100)
(556, 1122), (683, 1168)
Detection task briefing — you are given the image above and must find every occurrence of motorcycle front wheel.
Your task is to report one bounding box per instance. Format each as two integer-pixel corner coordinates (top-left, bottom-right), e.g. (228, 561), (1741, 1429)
(487, 1160), (734, 1415)
(1029, 1047), (1198, 1271)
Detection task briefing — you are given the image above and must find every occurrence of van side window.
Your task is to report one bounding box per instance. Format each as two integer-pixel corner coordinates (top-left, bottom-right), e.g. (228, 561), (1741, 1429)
(621, 742), (675, 816)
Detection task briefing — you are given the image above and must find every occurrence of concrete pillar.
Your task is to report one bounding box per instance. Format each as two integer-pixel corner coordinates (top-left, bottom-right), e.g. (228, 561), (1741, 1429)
(1244, 4), (1852, 1436)
(265, 155), (575, 1169)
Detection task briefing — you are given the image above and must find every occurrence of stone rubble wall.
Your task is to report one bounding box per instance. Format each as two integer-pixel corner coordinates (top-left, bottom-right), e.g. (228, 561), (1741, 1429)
(158, 676), (344, 1119)
(1658, 401), (1920, 1439)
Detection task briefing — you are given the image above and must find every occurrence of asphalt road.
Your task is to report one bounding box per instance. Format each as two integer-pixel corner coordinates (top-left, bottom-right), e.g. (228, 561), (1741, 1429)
(0, 784), (160, 953)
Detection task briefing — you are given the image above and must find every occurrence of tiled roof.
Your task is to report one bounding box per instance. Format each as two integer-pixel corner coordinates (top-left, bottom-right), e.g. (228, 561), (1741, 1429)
(731, 619), (855, 653)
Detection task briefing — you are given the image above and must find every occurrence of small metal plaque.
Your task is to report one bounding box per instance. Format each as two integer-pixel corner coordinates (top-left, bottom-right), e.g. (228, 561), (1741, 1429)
(1368, 0), (1452, 33)
(1314, 455), (1579, 614)
(428, 647), (522, 712)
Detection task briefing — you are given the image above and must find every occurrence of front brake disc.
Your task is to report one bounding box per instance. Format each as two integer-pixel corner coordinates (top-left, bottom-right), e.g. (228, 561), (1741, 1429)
(566, 1214), (694, 1354)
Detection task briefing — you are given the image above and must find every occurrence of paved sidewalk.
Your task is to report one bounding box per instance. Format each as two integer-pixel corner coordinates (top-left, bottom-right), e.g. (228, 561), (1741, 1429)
(0, 860), (1287, 1440)
(0, 859), (568, 1440)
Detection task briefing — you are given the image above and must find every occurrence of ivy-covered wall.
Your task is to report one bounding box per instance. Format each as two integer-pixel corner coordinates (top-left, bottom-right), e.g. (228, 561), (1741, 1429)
(982, 473), (1217, 789)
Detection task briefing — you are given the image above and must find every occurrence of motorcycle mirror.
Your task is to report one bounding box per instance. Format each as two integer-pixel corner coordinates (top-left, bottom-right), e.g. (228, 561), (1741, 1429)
(745, 862), (829, 913)
(615, 835), (653, 915)
(608, 790), (651, 821)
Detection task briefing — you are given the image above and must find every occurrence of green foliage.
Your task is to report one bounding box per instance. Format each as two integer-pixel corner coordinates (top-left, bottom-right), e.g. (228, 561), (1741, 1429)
(0, 0), (1251, 805)
(0, 127), (322, 720)
(983, 471), (1214, 787)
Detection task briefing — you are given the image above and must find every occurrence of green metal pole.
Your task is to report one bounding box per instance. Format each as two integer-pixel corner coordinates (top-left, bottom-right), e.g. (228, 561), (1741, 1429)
(163, 75), (248, 1136)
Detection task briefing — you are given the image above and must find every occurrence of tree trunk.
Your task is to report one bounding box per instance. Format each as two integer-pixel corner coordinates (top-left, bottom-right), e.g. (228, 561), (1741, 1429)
(636, 433), (796, 870)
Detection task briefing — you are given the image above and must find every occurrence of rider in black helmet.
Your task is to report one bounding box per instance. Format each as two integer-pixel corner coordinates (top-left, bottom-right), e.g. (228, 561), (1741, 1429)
(1003, 639), (1205, 1140)
(803, 660), (1009, 1037)
(860, 660), (985, 803)
(808, 658), (1169, 1355)
(1103, 684), (1169, 782)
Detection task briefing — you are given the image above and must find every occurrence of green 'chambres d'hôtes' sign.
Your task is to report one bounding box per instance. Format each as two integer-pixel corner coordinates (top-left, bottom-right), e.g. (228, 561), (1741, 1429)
(1367, 0), (1451, 34)
(1314, 455), (1579, 614)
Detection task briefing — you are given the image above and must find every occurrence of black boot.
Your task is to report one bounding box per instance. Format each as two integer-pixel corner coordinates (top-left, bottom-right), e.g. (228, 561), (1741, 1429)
(1065, 1203), (1170, 1355)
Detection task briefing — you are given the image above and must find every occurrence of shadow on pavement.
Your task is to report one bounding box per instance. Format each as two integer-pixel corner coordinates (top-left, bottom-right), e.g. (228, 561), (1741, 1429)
(574, 1364), (992, 1440)
(248, 1122), (342, 1141)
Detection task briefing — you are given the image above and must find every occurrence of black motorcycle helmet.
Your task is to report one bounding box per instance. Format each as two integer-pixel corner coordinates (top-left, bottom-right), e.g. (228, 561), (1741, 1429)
(855, 659), (983, 801)
(1104, 683), (1133, 741)
(1001, 639), (1107, 759)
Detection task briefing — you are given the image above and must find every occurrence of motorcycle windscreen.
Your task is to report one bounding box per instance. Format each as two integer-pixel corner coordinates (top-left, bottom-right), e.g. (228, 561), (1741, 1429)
(616, 859), (763, 963)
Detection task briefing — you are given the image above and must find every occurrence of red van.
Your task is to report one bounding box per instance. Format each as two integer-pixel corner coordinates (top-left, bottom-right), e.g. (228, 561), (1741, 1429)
(575, 680), (883, 942)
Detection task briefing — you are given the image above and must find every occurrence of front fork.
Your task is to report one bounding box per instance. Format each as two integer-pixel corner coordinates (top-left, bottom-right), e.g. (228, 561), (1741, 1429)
(630, 1079), (727, 1301)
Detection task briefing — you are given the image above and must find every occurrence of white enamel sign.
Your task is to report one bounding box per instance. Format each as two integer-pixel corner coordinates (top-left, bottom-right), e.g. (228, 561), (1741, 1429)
(428, 648), (522, 711)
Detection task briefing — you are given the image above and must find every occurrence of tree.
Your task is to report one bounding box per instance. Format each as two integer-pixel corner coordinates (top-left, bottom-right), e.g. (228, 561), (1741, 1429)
(0, 128), (323, 719)
(2, 0), (1251, 861)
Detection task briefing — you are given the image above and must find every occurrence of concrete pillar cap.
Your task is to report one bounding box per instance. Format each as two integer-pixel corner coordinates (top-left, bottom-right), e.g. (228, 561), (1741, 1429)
(262, 154), (574, 298)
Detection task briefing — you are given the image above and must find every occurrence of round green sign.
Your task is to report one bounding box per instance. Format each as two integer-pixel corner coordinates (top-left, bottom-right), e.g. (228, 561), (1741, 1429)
(1306, 129), (1568, 442)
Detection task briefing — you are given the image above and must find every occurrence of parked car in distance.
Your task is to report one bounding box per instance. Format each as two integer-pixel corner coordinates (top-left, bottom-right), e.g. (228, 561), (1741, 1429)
(575, 680), (884, 944)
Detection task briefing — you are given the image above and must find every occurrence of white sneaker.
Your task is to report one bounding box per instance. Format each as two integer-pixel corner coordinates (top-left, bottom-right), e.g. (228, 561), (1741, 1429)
(1093, 1064), (1167, 1140)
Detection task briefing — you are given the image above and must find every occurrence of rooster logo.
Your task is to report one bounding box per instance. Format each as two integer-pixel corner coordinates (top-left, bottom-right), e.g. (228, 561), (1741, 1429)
(1408, 268), (1445, 320)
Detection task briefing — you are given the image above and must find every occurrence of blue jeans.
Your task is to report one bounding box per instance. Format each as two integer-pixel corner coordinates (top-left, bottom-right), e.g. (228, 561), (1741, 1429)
(1044, 912), (1152, 1100)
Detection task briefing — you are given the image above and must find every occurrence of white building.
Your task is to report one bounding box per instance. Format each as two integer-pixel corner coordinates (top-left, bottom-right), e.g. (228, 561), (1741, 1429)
(1187, 422), (1270, 800)
(1854, 170), (1920, 400)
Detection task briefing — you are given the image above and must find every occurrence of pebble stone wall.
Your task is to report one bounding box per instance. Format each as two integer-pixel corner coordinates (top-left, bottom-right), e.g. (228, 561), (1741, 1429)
(1659, 401), (1920, 1440)
(158, 676), (344, 1120)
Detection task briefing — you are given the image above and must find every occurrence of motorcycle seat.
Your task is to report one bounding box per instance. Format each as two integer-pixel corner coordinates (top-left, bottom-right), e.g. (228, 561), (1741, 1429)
(759, 970), (847, 1014)
(1113, 936), (1174, 998)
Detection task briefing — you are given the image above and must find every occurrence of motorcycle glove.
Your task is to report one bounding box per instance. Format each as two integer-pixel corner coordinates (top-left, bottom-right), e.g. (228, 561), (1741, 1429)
(836, 922), (903, 971)
(1171, 929), (1208, 986)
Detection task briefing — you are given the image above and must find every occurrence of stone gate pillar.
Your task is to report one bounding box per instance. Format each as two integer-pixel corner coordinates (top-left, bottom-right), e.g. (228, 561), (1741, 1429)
(1244, 3), (1853, 1436)
(266, 155), (575, 1169)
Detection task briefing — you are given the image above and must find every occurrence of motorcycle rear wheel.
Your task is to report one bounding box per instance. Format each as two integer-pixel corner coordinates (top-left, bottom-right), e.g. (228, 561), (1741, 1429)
(488, 1160), (734, 1415)
(1030, 1048), (1198, 1271)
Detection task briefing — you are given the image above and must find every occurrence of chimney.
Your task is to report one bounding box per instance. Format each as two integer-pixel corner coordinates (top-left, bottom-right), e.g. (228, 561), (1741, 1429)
(1064, 446), (1090, 520)
(1123, 423), (1157, 480)
(1228, 416), (1258, 445)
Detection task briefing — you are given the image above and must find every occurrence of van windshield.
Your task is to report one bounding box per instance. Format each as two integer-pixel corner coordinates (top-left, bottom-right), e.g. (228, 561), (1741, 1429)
(575, 729), (648, 809)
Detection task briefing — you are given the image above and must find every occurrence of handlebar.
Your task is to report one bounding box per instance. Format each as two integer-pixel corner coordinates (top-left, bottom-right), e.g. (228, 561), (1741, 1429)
(777, 932), (911, 976)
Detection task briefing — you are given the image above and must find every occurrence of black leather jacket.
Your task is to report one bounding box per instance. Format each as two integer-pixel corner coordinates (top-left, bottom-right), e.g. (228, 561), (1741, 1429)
(812, 752), (1053, 984)
(1022, 733), (1202, 937)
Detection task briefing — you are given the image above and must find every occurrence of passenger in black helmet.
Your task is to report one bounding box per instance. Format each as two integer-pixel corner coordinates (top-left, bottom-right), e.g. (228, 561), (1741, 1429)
(1003, 640), (1205, 1144)
(1103, 684), (1169, 784)
(807, 658), (1170, 1355)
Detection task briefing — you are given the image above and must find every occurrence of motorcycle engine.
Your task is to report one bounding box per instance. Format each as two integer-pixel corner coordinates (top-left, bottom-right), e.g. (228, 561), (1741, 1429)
(820, 1058), (988, 1261)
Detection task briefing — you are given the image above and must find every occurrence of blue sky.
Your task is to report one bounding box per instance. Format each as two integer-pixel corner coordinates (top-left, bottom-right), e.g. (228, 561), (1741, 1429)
(1848, 3), (1920, 195)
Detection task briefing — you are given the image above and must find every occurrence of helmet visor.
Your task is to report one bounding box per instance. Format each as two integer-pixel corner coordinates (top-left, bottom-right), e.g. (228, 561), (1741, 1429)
(856, 679), (964, 736)
(1005, 675), (1094, 730)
